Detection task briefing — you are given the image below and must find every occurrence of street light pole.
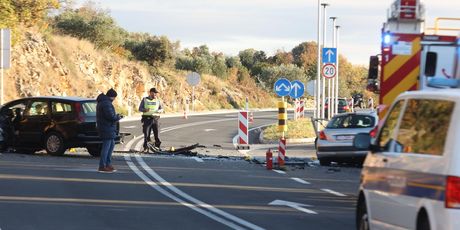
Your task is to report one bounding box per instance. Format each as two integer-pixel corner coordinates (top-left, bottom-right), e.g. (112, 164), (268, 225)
(321, 3), (329, 120)
(315, 0), (322, 120)
(335, 25), (340, 115)
(330, 17), (337, 117)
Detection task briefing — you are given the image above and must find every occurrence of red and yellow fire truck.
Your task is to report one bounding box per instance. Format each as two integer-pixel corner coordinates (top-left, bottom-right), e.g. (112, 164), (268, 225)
(367, 0), (460, 117)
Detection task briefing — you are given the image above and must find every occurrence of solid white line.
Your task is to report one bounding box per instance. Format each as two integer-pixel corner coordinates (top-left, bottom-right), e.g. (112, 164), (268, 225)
(291, 177), (310, 185)
(272, 170), (286, 174)
(193, 157), (204, 162)
(321, 189), (347, 197)
(124, 155), (246, 230)
(135, 155), (264, 230)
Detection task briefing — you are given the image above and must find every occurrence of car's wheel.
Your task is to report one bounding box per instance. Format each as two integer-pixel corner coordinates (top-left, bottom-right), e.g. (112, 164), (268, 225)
(356, 196), (369, 230)
(417, 211), (430, 230)
(44, 132), (66, 156)
(319, 158), (331, 166)
(87, 145), (102, 157)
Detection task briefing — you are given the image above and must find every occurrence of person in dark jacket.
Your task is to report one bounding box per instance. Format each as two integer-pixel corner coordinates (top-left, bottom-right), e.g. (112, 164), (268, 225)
(96, 88), (122, 173)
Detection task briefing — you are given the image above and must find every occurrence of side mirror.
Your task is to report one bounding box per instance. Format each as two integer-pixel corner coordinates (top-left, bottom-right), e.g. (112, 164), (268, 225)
(353, 133), (372, 150)
(424, 52), (437, 77)
(367, 56), (379, 79)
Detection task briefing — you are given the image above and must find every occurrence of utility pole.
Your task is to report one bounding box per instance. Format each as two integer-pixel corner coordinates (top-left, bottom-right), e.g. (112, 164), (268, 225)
(321, 3), (329, 119)
(315, 0), (322, 120)
(335, 25), (340, 115)
(330, 17), (337, 117)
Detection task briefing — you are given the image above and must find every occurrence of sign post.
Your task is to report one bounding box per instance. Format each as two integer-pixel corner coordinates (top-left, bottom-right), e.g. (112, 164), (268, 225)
(186, 72), (200, 112)
(322, 47), (337, 120)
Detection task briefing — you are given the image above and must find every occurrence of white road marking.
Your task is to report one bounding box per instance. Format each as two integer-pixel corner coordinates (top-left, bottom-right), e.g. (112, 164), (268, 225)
(272, 170), (286, 174)
(123, 125), (137, 129)
(134, 155), (264, 230)
(193, 157), (204, 162)
(124, 155), (246, 230)
(125, 118), (236, 152)
(321, 189), (347, 197)
(291, 177), (310, 185)
(204, 129), (216, 132)
(269, 199), (317, 214)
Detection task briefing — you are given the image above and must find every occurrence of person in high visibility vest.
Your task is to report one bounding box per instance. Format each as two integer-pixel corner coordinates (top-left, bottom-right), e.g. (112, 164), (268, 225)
(138, 87), (163, 152)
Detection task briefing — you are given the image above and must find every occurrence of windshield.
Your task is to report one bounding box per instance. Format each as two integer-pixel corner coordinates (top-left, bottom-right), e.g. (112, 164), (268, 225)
(327, 114), (376, 129)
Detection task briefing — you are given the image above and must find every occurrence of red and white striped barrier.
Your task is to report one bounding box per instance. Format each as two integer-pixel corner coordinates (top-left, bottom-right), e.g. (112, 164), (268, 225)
(238, 111), (249, 149)
(278, 137), (286, 167)
(294, 100), (305, 120)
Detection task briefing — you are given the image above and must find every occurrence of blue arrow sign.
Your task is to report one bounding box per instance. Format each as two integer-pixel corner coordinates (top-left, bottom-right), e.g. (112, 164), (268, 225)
(322, 47), (337, 64)
(289, 80), (305, 99)
(274, 78), (291, 97)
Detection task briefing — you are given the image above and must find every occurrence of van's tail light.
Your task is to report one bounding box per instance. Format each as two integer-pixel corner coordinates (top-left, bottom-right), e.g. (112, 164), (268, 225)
(369, 126), (378, 138)
(74, 103), (85, 122)
(446, 176), (460, 208)
(319, 131), (327, 140)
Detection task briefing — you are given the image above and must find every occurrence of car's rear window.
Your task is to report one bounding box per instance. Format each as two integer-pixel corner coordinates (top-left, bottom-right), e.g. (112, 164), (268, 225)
(327, 114), (375, 129)
(82, 101), (97, 116)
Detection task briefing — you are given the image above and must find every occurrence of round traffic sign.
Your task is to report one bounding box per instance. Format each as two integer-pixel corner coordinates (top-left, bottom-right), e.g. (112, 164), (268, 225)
(186, 72), (201, 86)
(322, 64), (336, 79)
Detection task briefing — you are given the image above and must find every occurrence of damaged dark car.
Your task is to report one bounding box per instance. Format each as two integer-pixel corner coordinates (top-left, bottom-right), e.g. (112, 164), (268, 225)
(0, 96), (122, 156)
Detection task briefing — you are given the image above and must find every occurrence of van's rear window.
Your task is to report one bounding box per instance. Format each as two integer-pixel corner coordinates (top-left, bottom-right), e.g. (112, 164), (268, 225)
(82, 102), (97, 115)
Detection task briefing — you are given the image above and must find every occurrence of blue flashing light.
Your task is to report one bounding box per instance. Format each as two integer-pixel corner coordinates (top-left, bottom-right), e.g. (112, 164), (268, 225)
(383, 34), (392, 45)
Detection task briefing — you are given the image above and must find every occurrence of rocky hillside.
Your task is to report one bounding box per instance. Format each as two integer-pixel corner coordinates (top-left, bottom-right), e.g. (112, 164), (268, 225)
(5, 32), (276, 114)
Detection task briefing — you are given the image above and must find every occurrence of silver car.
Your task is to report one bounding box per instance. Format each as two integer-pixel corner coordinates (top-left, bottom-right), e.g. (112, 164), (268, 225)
(316, 112), (378, 166)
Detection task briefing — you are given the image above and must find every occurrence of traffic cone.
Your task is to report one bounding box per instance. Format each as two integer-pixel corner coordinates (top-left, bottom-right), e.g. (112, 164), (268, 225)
(266, 148), (273, 170)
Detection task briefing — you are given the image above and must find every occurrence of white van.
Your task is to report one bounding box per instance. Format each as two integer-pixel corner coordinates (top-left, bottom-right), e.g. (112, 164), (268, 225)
(353, 88), (460, 230)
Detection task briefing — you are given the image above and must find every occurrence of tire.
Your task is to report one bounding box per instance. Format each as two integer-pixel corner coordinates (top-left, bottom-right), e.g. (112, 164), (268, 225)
(417, 211), (430, 230)
(356, 196), (370, 230)
(44, 132), (66, 156)
(319, 158), (331, 166)
(87, 145), (102, 157)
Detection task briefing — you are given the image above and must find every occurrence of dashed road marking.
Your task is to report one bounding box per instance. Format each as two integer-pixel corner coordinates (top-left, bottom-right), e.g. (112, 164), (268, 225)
(272, 170), (286, 174)
(321, 189), (346, 197)
(193, 157), (204, 162)
(291, 177), (310, 185)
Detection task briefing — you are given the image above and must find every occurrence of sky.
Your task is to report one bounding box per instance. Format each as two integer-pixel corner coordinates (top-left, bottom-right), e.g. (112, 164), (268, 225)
(75, 0), (460, 65)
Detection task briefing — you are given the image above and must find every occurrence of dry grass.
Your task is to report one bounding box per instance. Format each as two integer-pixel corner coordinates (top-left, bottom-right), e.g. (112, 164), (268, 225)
(263, 117), (316, 141)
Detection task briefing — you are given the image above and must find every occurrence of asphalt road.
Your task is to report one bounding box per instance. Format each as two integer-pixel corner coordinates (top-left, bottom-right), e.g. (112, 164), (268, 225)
(0, 111), (361, 230)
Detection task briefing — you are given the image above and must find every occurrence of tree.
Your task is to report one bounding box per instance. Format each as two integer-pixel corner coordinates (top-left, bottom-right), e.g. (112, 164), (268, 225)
(212, 54), (227, 79)
(12, 0), (60, 27)
(238, 49), (256, 70)
(53, 2), (128, 49)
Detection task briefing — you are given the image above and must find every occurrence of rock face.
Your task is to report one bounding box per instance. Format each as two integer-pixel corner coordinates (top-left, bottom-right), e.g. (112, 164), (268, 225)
(4, 32), (275, 114)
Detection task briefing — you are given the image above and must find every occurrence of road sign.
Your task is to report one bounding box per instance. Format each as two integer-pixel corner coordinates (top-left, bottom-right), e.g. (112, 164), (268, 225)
(274, 78), (291, 97)
(322, 47), (337, 64)
(186, 72), (200, 86)
(322, 64), (337, 79)
(289, 80), (304, 99)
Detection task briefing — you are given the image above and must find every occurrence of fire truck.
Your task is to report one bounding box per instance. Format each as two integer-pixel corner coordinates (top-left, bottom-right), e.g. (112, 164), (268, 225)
(366, 0), (460, 117)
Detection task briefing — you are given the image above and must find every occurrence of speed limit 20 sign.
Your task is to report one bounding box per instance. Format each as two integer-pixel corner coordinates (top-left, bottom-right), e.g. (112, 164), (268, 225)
(322, 64), (336, 79)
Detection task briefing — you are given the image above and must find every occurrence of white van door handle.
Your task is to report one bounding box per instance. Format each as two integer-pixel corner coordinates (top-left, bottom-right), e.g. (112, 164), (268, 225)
(382, 158), (388, 163)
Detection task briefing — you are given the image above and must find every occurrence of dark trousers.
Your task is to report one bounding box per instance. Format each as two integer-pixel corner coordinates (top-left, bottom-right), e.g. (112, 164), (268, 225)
(142, 116), (161, 149)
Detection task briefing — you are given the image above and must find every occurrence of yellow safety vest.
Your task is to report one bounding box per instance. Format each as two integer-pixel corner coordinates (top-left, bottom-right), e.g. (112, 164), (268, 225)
(143, 98), (161, 116)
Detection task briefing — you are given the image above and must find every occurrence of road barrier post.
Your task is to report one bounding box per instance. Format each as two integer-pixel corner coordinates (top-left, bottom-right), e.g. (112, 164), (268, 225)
(237, 110), (249, 149)
(278, 137), (286, 168)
